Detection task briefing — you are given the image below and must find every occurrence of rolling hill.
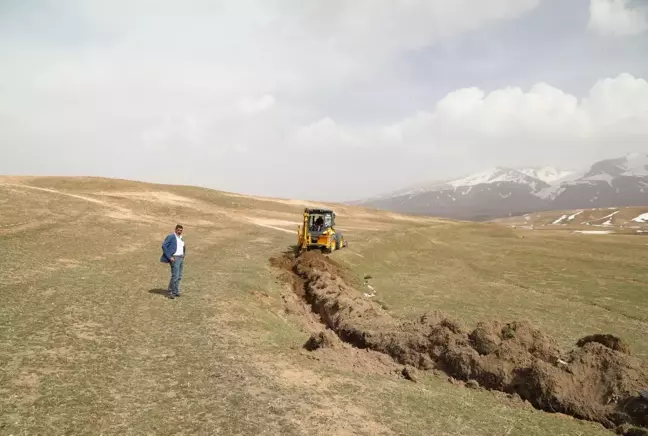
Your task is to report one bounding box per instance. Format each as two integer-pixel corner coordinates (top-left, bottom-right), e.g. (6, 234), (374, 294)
(355, 153), (648, 221)
(2, 175), (648, 436)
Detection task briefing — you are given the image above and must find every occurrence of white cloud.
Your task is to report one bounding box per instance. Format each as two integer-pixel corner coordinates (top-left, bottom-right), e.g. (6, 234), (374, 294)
(293, 118), (363, 148)
(238, 95), (275, 115)
(1, 0), (647, 200)
(588, 0), (648, 36)
(291, 73), (648, 171)
(1, 0), (542, 161)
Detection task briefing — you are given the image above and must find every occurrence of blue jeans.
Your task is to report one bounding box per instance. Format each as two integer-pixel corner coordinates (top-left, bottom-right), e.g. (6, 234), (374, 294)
(168, 255), (184, 296)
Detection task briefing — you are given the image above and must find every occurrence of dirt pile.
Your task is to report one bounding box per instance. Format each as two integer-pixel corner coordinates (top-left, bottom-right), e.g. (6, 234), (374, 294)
(304, 331), (339, 351)
(272, 250), (648, 432)
(577, 334), (633, 354)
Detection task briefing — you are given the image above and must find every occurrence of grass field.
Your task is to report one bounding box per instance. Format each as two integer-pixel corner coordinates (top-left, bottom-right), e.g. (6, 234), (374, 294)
(494, 206), (648, 232)
(2, 176), (647, 435)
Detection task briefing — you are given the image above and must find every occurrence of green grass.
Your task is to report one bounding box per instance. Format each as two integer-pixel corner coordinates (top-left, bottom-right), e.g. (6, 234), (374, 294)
(336, 222), (648, 357)
(2, 176), (643, 435)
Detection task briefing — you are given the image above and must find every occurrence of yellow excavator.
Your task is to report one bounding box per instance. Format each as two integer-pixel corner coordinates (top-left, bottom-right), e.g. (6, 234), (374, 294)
(297, 208), (347, 254)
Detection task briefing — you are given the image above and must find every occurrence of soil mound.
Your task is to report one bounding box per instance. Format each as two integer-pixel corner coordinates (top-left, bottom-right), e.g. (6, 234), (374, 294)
(577, 334), (632, 354)
(272, 251), (648, 432)
(304, 330), (339, 351)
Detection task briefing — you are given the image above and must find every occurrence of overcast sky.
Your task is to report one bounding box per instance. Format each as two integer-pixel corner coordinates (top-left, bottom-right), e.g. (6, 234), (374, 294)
(1, 0), (647, 201)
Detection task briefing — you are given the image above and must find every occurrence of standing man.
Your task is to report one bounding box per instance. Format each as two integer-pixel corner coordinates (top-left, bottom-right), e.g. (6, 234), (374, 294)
(160, 224), (186, 299)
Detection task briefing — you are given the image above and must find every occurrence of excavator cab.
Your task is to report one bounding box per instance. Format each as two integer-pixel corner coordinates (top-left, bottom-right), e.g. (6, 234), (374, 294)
(297, 208), (347, 254)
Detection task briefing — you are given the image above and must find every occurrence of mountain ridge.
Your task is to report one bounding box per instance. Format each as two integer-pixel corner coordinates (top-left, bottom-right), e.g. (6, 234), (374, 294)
(354, 153), (648, 221)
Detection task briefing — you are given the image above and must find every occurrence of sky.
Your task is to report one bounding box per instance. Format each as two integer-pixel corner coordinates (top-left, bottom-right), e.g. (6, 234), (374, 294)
(1, 0), (647, 201)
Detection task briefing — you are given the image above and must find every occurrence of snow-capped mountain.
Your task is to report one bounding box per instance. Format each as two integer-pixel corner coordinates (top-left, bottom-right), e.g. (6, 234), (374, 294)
(354, 154), (648, 221)
(447, 167), (545, 188)
(517, 167), (574, 183)
(549, 153), (648, 210)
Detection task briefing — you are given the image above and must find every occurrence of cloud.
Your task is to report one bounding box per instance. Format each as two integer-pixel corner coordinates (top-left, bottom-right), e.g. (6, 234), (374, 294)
(238, 95), (275, 115)
(291, 73), (648, 171)
(1, 0), (647, 201)
(0, 0), (542, 159)
(588, 0), (648, 36)
(293, 117), (363, 149)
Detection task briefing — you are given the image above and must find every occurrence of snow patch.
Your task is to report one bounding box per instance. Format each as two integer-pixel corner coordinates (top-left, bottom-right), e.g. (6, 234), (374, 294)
(582, 172), (615, 185)
(632, 213), (648, 223)
(567, 211), (583, 221)
(449, 168), (537, 188)
(573, 230), (614, 235)
(599, 210), (619, 226)
(534, 184), (563, 200)
(552, 215), (568, 225)
(518, 167), (574, 183)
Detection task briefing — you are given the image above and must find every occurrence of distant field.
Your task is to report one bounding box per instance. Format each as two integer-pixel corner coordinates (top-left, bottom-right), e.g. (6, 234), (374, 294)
(494, 205), (648, 235)
(2, 176), (646, 435)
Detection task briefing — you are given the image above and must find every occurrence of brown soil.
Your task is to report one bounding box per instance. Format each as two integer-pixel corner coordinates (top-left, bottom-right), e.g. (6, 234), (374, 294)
(577, 334), (633, 354)
(270, 251), (402, 379)
(304, 330), (339, 351)
(270, 250), (648, 433)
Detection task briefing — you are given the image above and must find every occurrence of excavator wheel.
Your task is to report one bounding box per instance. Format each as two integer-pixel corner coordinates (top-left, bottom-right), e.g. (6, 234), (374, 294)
(327, 238), (336, 254)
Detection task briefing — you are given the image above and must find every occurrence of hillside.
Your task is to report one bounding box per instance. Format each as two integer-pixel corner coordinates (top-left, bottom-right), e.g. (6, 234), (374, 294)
(356, 153), (648, 220)
(2, 176), (648, 436)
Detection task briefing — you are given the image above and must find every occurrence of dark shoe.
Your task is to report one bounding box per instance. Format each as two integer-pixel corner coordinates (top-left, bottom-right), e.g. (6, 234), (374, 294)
(168, 294), (175, 299)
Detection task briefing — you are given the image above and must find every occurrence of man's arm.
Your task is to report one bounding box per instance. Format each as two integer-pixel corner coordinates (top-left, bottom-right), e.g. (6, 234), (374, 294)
(161, 235), (175, 261)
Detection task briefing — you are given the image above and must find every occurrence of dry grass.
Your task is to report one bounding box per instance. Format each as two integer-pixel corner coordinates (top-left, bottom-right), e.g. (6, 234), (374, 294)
(2, 176), (641, 435)
(494, 205), (648, 230)
(336, 222), (648, 358)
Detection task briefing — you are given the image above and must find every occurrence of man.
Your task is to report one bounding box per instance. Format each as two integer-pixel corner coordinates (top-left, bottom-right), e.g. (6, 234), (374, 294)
(314, 216), (324, 231)
(160, 224), (186, 299)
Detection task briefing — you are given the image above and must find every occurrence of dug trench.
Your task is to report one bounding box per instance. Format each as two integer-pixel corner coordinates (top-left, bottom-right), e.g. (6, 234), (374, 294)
(270, 250), (648, 435)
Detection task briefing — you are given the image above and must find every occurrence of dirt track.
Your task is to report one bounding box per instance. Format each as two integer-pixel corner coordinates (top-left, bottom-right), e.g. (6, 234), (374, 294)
(271, 250), (648, 435)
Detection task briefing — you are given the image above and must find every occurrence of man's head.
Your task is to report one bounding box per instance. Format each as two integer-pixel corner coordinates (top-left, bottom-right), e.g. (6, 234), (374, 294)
(175, 224), (183, 236)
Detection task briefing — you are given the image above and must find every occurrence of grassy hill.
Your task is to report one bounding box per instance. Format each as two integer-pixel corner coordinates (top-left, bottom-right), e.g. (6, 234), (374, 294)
(2, 176), (647, 435)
